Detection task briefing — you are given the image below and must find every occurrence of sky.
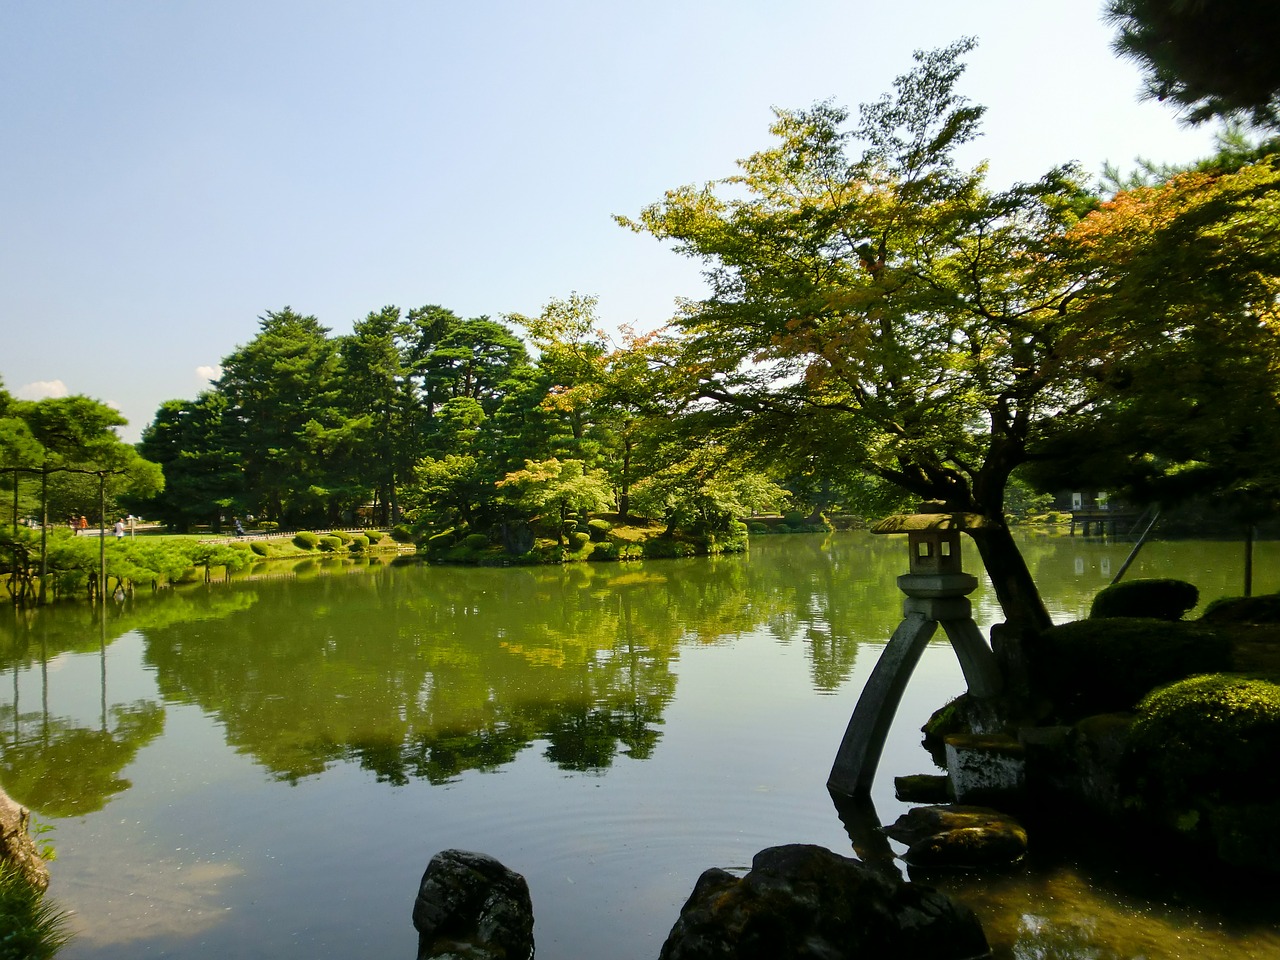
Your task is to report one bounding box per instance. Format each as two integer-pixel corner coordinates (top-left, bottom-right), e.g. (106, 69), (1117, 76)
(2, 1), (1220, 443)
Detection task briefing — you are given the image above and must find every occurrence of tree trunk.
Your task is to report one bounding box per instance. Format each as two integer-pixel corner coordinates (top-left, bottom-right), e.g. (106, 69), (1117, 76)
(618, 439), (632, 521)
(37, 464), (49, 604)
(966, 522), (1052, 635)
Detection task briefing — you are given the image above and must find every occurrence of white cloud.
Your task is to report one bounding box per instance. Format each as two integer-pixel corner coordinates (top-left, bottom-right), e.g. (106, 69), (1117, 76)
(16, 379), (67, 400)
(196, 365), (222, 382)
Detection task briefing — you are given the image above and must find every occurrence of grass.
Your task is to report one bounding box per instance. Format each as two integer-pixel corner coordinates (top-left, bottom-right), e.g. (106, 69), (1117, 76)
(0, 861), (71, 960)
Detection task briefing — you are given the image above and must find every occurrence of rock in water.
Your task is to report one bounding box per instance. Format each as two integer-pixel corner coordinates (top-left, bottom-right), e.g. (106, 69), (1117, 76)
(0, 787), (50, 892)
(659, 843), (989, 960)
(886, 805), (1028, 868)
(412, 849), (534, 960)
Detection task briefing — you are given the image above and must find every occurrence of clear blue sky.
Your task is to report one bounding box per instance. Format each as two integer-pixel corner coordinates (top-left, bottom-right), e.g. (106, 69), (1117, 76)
(2, 1), (1217, 442)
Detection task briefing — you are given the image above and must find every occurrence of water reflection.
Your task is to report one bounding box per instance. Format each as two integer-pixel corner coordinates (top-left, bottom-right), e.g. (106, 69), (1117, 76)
(2, 532), (1277, 960)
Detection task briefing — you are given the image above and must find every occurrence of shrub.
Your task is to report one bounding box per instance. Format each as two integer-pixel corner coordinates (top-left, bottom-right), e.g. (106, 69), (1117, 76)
(567, 531), (591, 552)
(250, 542), (272, 557)
(1090, 578), (1199, 620)
(1130, 674), (1280, 806)
(330, 530), (353, 544)
(748, 522), (770, 535)
(426, 530), (455, 551)
(0, 859), (72, 960)
(390, 525), (414, 543)
(292, 532), (319, 550)
(1028, 618), (1231, 722)
(587, 518), (612, 542)
(591, 541), (619, 560)
(783, 510), (806, 528)
(364, 530), (384, 545)
(1200, 594), (1280, 623)
(317, 535), (343, 552)
(348, 535), (369, 552)
(1127, 674), (1280, 871)
(462, 533), (491, 551)
(260, 521), (279, 533)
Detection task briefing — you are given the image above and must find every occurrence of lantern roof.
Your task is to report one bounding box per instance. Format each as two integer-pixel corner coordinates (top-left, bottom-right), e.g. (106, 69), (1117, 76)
(870, 509), (994, 535)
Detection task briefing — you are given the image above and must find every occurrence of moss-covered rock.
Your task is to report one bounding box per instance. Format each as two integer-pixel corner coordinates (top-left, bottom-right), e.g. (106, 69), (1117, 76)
(1028, 619), (1230, 722)
(886, 805), (1028, 868)
(1089, 578), (1199, 620)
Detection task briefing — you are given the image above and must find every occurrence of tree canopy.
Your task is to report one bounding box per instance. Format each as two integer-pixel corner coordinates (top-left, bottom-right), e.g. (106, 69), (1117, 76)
(621, 40), (1280, 630)
(1105, 0), (1280, 127)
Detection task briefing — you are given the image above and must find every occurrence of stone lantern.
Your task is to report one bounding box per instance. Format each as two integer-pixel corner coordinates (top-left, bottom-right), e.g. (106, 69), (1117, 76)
(827, 506), (1004, 799)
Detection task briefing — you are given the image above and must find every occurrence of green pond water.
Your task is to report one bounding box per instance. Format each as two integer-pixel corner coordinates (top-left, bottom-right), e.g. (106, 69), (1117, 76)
(2, 530), (1278, 959)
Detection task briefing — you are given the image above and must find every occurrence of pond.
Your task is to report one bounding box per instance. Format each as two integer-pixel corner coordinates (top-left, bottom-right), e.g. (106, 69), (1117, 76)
(3, 531), (1279, 959)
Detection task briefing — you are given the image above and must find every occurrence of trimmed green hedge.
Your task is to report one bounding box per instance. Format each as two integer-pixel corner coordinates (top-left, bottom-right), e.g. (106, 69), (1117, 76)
(317, 535), (343, 552)
(1127, 674), (1280, 871)
(293, 532), (319, 550)
(1028, 618), (1231, 722)
(1090, 578), (1199, 620)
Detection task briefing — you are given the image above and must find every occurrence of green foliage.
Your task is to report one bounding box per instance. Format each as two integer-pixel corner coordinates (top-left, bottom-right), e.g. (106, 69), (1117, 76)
(317, 535), (342, 552)
(462, 533), (491, 551)
(260, 521), (279, 532)
(748, 522), (770, 534)
(586, 518), (612, 541)
(391, 524), (414, 543)
(348, 535), (369, 552)
(567, 531), (590, 551)
(1028, 618), (1231, 721)
(631, 448), (786, 535)
(0, 860), (72, 960)
(782, 511), (806, 528)
(497, 458), (612, 545)
(364, 530), (384, 544)
(620, 38), (1280, 630)
(1105, 0), (1280, 127)
(1127, 674), (1280, 868)
(293, 532), (319, 550)
(426, 530), (455, 550)
(250, 542), (273, 557)
(590, 541), (619, 561)
(1090, 578), (1200, 620)
(1201, 594), (1280, 623)
(330, 530), (353, 544)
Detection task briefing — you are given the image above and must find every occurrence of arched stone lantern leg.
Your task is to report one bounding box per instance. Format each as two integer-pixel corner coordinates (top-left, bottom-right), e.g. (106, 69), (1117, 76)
(827, 507), (1004, 799)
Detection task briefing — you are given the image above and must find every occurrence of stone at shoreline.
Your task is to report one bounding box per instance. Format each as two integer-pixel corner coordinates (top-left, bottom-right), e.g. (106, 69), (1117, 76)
(658, 843), (989, 960)
(887, 805), (1028, 869)
(0, 787), (49, 892)
(412, 849), (533, 960)
(896, 772), (953, 804)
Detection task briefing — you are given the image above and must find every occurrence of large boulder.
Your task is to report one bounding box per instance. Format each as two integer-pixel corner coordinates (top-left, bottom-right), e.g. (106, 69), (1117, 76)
(658, 844), (989, 960)
(411, 849), (534, 960)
